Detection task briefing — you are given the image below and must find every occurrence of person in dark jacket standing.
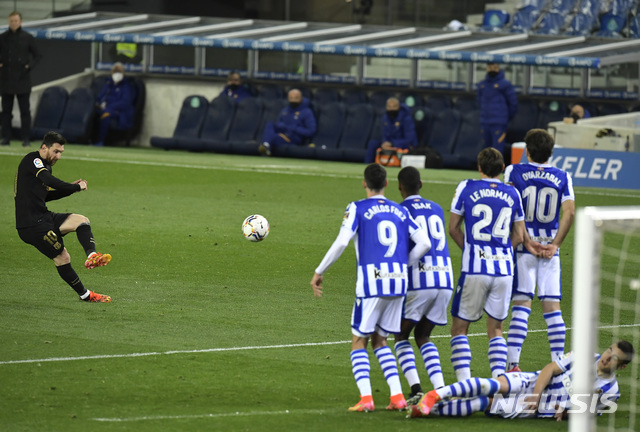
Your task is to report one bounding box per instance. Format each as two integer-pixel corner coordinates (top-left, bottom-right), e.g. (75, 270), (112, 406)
(365, 97), (417, 163)
(477, 63), (517, 156)
(94, 62), (135, 146)
(0, 11), (42, 147)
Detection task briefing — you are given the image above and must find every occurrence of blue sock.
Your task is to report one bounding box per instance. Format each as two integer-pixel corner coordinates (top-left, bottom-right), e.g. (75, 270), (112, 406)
(351, 349), (372, 397)
(395, 340), (420, 388)
(430, 396), (490, 416)
(421, 342), (444, 389)
(507, 305), (531, 369)
(374, 345), (403, 396)
(488, 337), (507, 378)
(544, 310), (566, 361)
(450, 335), (471, 381)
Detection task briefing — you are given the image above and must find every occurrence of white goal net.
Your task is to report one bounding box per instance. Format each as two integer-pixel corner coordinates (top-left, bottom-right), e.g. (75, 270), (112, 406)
(570, 206), (640, 432)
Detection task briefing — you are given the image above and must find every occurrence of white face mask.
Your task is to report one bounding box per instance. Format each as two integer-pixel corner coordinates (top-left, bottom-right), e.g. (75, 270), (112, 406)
(112, 72), (123, 83)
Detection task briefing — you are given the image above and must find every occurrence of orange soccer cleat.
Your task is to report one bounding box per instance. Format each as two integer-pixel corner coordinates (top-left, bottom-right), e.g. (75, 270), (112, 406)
(85, 252), (112, 270)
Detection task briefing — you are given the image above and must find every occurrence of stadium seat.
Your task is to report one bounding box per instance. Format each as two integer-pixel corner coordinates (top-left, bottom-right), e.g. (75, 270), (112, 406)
(313, 87), (340, 105)
(150, 95), (208, 150)
(629, 14), (640, 38)
(565, 12), (597, 36)
(505, 98), (538, 144)
(510, 5), (541, 33)
(257, 84), (284, 100)
(549, 0), (576, 14)
(421, 108), (461, 161)
(341, 88), (367, 105)
(423, 94), (451, 112)
(300, 101), (346, 160)
(90, 74), (110, 98)
(535, 12), (566, 35)
(295, 86), (313, 100)
(230, 98), (287, 155)
(596, 12), (627, 37)
(199, 96), (237, 153)
(399, 92), (424, 108)
(369, 111), (385, 143)
(446, 110), (484, 169)
(411, 106), (433, 145)
(339, 103), (375, 162)
(57, 88), (95, 143)
(479, 9), (510, 32)
(104, 76), (146, 146)
(31, 86), (68, 140)
(597, 102), (628, 116)
(368, 90), (393, 112)
(453, 95), (479, 113)
(537, 100), (568, 128)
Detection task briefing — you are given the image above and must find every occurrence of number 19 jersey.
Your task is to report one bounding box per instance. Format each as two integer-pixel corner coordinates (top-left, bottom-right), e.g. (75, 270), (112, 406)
(450, 178), (524, 276)
(504, 162), (574, 255)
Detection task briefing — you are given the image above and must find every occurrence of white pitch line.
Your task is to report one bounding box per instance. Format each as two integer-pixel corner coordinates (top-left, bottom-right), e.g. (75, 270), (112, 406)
(92, 408), (329, 422)
(2, 324), (638, 366)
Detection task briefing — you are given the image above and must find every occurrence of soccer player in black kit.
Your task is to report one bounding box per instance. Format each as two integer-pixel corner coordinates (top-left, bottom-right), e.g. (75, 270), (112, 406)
(14, 131), (112, 302)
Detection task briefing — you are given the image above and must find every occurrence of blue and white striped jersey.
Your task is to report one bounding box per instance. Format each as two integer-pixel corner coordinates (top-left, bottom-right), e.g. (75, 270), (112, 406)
(342, 196), (422, 298)
(504, 162), (574, 256)
(450, 178), (524, 276)
(401, 195), (453, 290)
(536, 351), (620, 418)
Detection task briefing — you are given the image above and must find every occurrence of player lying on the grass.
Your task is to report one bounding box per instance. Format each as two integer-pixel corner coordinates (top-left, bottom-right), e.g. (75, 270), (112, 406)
(14, 131), (112, 302)
(411, 340), (634, 421)
(311, 163), (431, 412)
(394, 166), (454, 405)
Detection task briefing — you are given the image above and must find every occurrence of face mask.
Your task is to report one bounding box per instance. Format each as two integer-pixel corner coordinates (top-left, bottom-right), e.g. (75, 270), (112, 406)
(487, 71), (499, 78)
(289, 102), (301, 109)
(387, 110), (399, 119)
(571, 113), (581, 122)
(112, 72), (123, 83)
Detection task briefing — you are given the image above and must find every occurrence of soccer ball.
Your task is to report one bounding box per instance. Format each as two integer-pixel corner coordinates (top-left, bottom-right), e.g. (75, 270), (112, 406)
(242, 214), (270, 242)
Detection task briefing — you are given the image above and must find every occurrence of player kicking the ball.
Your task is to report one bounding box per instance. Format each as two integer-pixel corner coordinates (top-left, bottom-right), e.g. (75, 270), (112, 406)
(14, 131), (112, 302)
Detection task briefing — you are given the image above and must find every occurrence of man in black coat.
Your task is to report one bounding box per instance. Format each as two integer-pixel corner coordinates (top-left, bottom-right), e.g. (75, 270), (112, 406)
(0, 11), (41, 147)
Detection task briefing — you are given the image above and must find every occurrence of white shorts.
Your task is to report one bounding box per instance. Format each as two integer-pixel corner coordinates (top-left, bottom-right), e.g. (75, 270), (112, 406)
(403, 289), (452, 326)
(351, 296), (404, 337)
(513, 253), (562, 301)
(489, 372), (539, 419)
(451, 274), (512, 322)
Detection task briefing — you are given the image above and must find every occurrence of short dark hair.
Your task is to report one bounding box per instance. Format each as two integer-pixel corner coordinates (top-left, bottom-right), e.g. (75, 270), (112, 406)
(616, 340), (635, 366)
(364, 163), (387, 191)
(9, 11), (22, 19)
(398, 166), (421, 196)
(524, 128), (554, 163)
(42, 131), (67, 147)
(477, 148), (504, 177)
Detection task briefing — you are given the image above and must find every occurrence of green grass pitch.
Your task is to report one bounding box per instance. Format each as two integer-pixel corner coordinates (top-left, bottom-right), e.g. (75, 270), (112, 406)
(1, 144), (639, 431)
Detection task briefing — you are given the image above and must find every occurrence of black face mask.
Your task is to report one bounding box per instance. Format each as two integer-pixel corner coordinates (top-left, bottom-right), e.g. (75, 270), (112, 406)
(289, 102), (301, 109)
(228, 84), (239, 91)
(387, 110), (399, 119)
(571, 113), (581, 122)
(487, 71), (499, 78)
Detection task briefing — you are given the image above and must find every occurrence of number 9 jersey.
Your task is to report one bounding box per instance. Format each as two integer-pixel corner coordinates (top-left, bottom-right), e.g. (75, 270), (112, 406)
(504, 162), (574, 256)
(450, 178), (524, 276)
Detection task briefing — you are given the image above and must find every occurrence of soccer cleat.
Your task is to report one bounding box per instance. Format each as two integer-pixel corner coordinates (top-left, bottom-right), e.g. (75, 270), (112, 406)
(85, 252), (112, 270)
(386, 393), (407, 411)
(417, 390), (441, 416)
(507, 365), (522, 373)
(348, 396), (374, 412)
(82, 291), (111, 303)
(406, 392), (425, 406)
(407, 404), (423, 418)
(258, 142), (272, 156)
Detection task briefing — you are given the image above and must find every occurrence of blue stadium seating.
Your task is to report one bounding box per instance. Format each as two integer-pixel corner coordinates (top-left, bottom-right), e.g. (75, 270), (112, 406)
(313, 87), (340, 105)
(399, 92), (424, 108)
(90, 75), (110, 98)
(596, 12), (627, 37)
(150, 95), (208, 150)
(550, 0), (576, 14)
(565, 12), (597, 36)
(537, 100), (569, 128)
(511, 5), (542, 33)
(453, 95), (479, 113)
(480, 9), (510, 32)
(369, 111), (385, 142)
(31, 86), (68, 140)
(446, 110), (484, 169)
(229, 98), (280, 155)
(257, 84), (284, 100)
(506, 98), (539, 144)
(369, 90), (392, 112)
(57, 88), (95, 143)
(535, 12), (566, 35)
(341, 88), (367, 105)
(295, 86), (312, 100)
(597, 102), (628, 116)
(411, 106), (433, 144)
(422, 108), (461, 162)
(423, 94), (451, 112)
(629, 14), (640, 37)
(197, 96), (241, 153)
(339, 103), (375, 162)
(303, 101), (346, 161)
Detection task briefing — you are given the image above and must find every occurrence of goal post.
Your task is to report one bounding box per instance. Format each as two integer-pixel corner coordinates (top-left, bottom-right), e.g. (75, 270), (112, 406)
(570, 206), (640, 432)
